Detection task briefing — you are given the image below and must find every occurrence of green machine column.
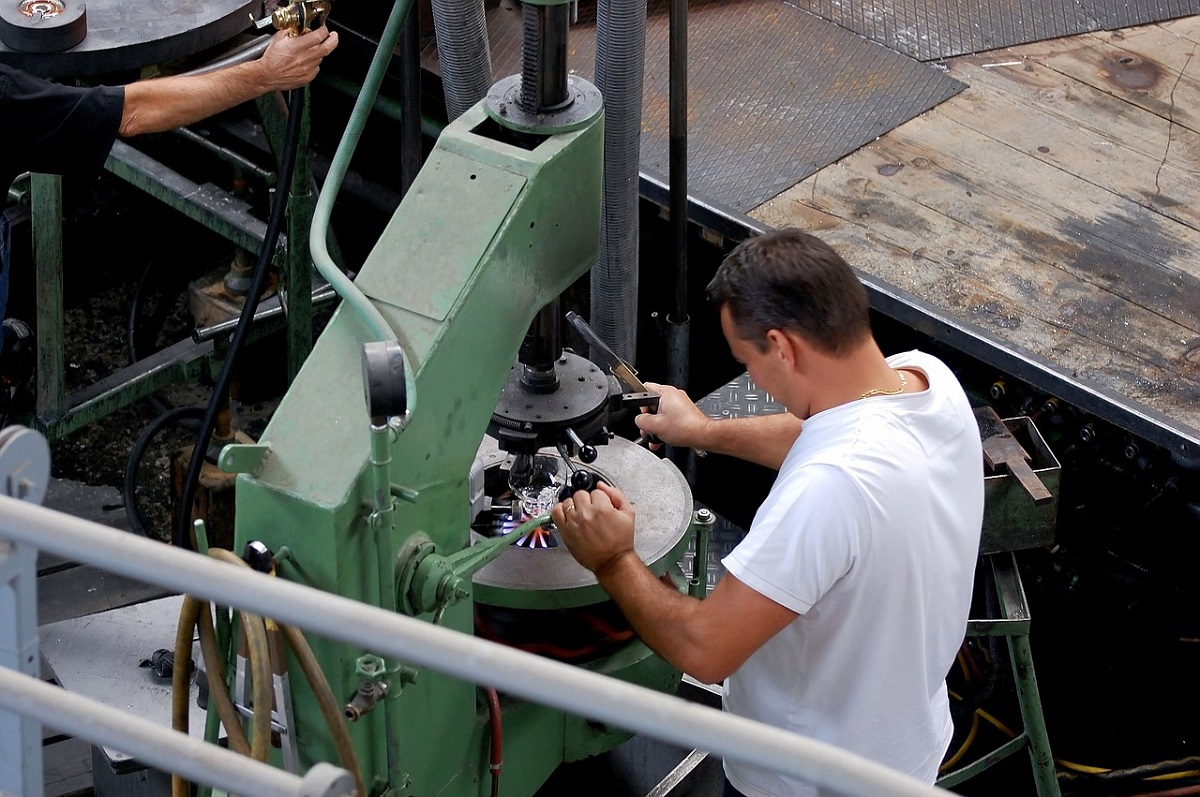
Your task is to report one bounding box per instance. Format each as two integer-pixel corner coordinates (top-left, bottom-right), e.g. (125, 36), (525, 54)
(228, 93), (605, 796)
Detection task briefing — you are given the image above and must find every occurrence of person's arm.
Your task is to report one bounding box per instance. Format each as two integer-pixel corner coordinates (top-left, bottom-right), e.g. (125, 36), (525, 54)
(634, 381), (802, 470)
(118, 27), (338, 137)
(551, 483), (797, 683)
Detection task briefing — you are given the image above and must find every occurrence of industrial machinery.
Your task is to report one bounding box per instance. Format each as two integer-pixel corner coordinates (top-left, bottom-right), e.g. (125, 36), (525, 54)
(194, 0), (697, 794)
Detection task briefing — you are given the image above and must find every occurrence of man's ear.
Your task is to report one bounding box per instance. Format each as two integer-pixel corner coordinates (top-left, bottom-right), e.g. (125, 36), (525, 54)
(769, 329), (813, 372)
(765, 329), (797, 369)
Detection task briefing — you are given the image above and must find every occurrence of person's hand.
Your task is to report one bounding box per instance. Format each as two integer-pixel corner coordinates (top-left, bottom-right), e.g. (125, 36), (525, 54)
(258, 26), (339, 92)
(634, 381), (712, 450)
(550, 482), (637, 577)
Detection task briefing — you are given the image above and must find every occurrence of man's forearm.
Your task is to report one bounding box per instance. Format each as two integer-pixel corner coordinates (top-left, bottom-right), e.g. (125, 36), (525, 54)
(595, 552), (721, 681)
(696, 412), (801, 470)
(119, 63), (274, 137)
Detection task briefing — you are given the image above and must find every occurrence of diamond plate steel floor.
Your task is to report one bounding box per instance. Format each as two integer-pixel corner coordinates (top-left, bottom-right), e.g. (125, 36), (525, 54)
(790, 0), (1200, 61)
(433, 0), (965, 213)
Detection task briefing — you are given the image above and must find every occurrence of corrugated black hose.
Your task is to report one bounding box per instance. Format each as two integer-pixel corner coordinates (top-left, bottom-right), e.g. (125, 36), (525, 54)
(173, 87), (306, 551)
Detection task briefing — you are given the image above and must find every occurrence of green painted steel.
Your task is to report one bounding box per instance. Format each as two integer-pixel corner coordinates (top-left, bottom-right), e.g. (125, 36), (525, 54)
(31, 174), (64, 423)
(220, 99), (692, 797)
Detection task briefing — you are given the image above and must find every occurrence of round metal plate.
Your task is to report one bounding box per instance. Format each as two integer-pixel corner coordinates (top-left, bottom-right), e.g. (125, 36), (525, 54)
(0, 0), (88, 54)
(0, 0), (260, 77)
(472, 435), (693, 610)
(492, 351), (610, 428)
(484, 74), (604, 135)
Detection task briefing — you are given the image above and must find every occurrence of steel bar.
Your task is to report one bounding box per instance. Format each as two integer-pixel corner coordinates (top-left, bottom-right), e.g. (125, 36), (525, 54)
(0, 496), (944, 797)
(193, 286), (338, 343)
(31, 173), (65, 423)
(0, 668), (353, 797)
(40, 338), (216, 441)
(668, 0), (688, 322)
(105, 141), (277, 256)
(645, 748), (710, 797)
(398, 5), (423, 197)
(0, 542), (41, 796)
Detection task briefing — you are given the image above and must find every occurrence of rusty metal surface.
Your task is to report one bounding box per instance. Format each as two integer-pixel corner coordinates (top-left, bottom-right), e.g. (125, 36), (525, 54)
(790, 0), (1200, 61)
(432, 0), (963, 213)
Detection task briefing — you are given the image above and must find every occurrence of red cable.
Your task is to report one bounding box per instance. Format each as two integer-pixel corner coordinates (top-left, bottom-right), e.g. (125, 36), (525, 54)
(486, 687), (503, 797)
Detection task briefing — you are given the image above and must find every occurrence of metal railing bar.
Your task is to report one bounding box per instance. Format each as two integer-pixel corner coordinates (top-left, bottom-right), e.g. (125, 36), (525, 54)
(0, 496), (944, 797)
(0, 668), (352, 797)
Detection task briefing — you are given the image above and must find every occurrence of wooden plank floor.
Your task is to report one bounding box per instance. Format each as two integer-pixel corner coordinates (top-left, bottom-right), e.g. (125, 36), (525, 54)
(752, 16), (1200, 451)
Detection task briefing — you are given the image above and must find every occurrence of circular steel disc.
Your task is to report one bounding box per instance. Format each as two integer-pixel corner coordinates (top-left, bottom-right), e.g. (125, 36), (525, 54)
(0, 1), (88, 54)
(472, 435), (694, 610)
(0, 0), (260, 76)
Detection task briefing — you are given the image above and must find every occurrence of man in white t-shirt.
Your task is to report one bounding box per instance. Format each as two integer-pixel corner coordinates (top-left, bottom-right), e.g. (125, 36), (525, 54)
(550, 227), (983, 796)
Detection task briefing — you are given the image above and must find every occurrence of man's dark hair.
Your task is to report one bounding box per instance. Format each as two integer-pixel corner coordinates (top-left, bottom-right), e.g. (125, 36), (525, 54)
(706, 228), (871, 355)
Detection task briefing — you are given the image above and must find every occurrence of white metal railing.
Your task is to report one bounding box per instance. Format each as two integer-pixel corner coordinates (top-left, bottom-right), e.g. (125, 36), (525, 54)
(0, 495), (947, 797)
(0, 666), (352, 797)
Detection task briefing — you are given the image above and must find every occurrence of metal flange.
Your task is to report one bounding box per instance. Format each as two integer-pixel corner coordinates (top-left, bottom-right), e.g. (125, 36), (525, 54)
(485, 74), (603, 135)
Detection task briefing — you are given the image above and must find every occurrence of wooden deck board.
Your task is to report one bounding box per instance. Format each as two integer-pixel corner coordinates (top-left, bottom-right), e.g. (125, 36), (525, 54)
(752, 17), (1200, 446)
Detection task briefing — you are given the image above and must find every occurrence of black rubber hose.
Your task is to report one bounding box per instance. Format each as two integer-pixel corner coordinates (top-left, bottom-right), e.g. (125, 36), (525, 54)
(124, 405), (206, 538)
(173, 88), (306, 550)
(127, 259), (190, 419)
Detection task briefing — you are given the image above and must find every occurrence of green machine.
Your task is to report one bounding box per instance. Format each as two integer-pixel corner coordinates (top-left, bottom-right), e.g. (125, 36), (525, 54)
(209, 3), (696, 795)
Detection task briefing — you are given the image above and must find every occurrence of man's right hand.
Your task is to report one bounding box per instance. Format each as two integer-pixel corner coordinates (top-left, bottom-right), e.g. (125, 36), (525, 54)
(259, 26), (340, 92)
(634, 382), (712, 450)
(635, 381), (803, 469)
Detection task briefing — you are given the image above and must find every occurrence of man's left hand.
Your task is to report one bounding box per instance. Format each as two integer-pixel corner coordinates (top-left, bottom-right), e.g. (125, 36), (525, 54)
(550, 482), (637, 578)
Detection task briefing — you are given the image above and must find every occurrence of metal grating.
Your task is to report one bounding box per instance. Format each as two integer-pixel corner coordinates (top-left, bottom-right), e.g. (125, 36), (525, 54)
(788, 0), (1200, 61)
(695, 371), (788, 421)
(436, 0), (965, 213)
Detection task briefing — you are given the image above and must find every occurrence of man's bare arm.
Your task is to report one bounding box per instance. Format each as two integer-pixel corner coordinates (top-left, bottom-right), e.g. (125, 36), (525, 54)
(119, 27), (338, 137)
(635, 381), (802, 470)
(551, 484), (797, 683)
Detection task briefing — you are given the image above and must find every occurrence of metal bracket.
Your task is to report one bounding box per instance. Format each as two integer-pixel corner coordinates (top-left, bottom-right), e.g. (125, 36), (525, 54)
(219, 443), (271, 475)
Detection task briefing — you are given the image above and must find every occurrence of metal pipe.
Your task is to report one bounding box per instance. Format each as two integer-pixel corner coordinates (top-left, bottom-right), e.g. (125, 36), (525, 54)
(185, 35), (273, 77)
(669, 0), (688, 324)
(192, 285), (338, 343)
(665, 0), (692, 415)
(399, 5), (423, 196)
(172, 128), (277, 187)
(0, 668), (353, 797)
(320, 72), (444, 140)
(0, 496), (945, 797)
(369, 422), (393, 512)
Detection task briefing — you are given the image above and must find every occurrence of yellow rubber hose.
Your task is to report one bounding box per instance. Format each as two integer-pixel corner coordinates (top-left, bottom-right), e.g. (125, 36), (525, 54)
(279, 621), (366, 797)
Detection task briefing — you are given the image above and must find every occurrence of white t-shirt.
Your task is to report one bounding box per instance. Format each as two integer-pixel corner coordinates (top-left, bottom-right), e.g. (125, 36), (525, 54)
(721, 350), (984, 797)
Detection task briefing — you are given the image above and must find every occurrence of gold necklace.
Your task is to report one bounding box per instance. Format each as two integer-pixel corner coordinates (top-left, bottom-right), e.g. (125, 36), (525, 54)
(859, 369), (907, 400)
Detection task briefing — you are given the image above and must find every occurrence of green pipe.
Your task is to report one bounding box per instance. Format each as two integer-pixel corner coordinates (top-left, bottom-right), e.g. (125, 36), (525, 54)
(369, 422), (394, 514)
(319, 72), (444, 140)
(309, 0), (419, 418)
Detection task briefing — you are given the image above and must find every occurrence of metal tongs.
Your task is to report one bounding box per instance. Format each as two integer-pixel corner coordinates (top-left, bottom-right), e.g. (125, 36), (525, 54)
(566, 312), (658, 404)
(565, 311), (664, 447)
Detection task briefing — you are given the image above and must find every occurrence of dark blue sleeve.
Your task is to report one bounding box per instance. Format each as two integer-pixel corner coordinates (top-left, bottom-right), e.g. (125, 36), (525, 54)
(0, 64), (124, 181)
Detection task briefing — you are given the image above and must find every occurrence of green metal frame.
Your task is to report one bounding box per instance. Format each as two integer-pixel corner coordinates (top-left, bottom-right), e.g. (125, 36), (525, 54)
(18, 92), (317, 441)
(937, 553), (1061, 797)
(223, 99), (634, 797)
